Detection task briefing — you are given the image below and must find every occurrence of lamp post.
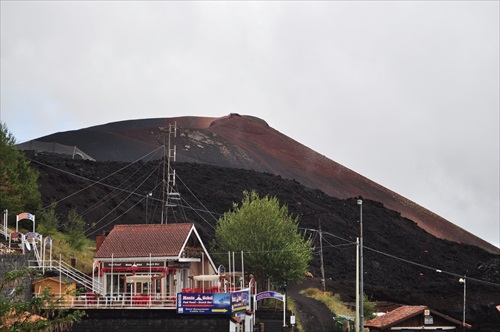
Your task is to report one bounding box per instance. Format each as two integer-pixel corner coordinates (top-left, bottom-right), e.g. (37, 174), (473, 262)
(459, 276), (466, 332)
(145, 192), (152, 224)
(357, 199), (364, 332)
(355, 237), (360, 332)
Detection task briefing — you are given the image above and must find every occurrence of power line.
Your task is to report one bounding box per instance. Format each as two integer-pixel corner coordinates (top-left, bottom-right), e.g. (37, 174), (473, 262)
(301, 227), (500, 288)
(28, 146), (164, 211)
(364, 245), (500, 288)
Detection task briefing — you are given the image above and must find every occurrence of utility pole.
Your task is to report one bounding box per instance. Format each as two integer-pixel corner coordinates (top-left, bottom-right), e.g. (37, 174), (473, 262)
(355, 237), (360, 332)
(319, 220), (326, 293)
(161, 134), (166, 224)
(459, 275), (466, 332)
(358, 199), (364, 332)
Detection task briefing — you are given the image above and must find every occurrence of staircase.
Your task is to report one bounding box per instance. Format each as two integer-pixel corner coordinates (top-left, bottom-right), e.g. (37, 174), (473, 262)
(2, 220), (103, 294)
(29, 259), (104, 294)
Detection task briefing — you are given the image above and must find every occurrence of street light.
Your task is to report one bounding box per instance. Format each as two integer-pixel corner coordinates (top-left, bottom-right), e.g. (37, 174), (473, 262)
(357, 199), (364, 332)
(459, 276), (466, 332)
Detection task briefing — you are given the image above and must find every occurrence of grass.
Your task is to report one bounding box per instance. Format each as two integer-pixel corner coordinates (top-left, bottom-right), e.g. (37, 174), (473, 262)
(300, 287), (355, 318)
(35, 229), (95, 274)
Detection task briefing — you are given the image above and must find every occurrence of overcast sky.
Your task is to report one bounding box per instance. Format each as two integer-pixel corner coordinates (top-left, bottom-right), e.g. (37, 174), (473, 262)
(1, 1), (498, 248)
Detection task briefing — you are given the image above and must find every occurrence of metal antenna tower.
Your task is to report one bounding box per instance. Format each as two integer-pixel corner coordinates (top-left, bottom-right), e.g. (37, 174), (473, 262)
(164, 122), (178, 224)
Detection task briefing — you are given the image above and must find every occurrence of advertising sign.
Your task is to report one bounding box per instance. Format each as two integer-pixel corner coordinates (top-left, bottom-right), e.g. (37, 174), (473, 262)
(231, 290), (250, 313)
(177, 293), (231, 314)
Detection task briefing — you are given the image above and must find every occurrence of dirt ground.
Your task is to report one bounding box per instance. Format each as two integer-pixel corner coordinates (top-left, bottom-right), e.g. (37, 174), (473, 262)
(26, 153), (500, 331)
(287, 279), (338, 332)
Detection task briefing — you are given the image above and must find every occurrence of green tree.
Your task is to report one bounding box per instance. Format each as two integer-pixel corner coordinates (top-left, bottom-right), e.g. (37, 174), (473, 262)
(37, 202), (60, 237)
(65, 208), (86, 251)
(0, 267), (84, 331)
(363, 293), (375, 321)
(0, 122), (41, 217)
(213, 191), (313, 289)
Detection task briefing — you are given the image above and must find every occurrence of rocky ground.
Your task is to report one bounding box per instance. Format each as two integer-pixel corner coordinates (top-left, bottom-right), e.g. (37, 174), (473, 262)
(26, 153), (500, 331)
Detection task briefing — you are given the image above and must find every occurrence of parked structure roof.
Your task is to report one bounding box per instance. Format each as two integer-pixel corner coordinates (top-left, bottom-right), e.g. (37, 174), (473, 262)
(365, 305), (428, 328)
(365, 305), (471, 330)
(94, 223), (194, 259)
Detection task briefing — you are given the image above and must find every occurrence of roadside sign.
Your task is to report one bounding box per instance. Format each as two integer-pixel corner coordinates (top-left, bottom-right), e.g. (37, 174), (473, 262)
(177, 292), (230, 314)
(177, 290), (250, 315)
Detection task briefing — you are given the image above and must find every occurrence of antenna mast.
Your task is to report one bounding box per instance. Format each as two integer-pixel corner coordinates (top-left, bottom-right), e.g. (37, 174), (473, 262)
(163, 122), (177, 224)
(161, 134), (166, 224)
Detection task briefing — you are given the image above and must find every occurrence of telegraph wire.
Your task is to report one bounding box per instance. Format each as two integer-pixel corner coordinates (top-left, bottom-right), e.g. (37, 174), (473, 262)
(28, 146), (164, 211)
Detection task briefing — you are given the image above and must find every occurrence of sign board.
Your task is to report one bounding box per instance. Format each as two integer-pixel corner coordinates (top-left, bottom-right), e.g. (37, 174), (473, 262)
(103, 261), (163, 268)
(177, 290), (250, 315)
(177, 293), (231, 314)
(424, 315), (434, 325)
(168, 261), (191, 269)
(231, 290), (250, 313)
(255, 291), (284, 302)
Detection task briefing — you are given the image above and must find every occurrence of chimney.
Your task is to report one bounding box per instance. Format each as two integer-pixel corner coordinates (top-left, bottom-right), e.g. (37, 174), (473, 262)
(96, 235), (106, 252)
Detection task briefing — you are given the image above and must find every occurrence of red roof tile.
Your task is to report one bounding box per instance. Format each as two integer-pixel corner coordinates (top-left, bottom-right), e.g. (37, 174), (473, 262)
(94, 223), (194, 259)
(365, 305), (428, 328)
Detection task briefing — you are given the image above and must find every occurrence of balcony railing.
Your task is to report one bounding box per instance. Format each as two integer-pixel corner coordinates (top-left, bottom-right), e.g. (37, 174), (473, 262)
(34, 292), (177, 309)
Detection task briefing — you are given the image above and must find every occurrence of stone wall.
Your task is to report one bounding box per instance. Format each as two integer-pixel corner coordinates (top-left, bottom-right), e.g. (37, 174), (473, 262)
(0, 253), (35, 301)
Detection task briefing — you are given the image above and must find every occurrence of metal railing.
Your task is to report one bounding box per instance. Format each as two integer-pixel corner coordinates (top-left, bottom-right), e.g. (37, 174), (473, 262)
(29, 260), (104, 294)
(33, 292), (177, 309)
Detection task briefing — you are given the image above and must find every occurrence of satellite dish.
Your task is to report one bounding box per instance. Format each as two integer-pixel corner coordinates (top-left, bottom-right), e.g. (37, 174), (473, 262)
(25, 241), (31, 251)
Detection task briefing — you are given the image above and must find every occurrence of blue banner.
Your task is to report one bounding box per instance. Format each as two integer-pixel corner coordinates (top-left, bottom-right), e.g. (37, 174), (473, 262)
(177, 293), (231, 314)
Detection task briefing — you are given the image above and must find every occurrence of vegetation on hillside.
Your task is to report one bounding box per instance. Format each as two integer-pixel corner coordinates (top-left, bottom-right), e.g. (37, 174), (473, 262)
(0, 122), (93, 271)
(212, 190), (313, 289)
(301, 287), (375, 322)
(0, 122), (41, 217)
(37, 204), (94, 273)
(0, 124), (93, 331)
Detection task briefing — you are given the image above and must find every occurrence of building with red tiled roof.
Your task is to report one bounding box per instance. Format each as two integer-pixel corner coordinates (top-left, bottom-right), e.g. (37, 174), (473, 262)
(93, 223), (216, 302)
(365, 305), (471, 331)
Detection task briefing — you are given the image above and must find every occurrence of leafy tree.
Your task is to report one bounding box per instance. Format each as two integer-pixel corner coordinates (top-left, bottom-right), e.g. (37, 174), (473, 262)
(213, 190), (313, 289)
(363, 293), (375, 321)
(38, 202), (60, 237)
(65, 208), (86, 251)
(0, 267), (84, 331)
(0, 122), (41, 217)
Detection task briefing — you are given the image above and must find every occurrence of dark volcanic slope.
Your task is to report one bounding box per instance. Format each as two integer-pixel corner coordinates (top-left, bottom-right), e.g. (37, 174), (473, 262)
(31, 114), (498, 254)
(28, 154), (499, 331)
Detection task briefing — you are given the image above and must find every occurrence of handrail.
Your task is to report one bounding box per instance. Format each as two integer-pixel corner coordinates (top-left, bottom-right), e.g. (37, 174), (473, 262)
(32, 292), (177, 309)
(2, 223), (104, 294)
(31, 240), (42, 265)
(29, 260), (104, 294)
(1, 224), (14, 239)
